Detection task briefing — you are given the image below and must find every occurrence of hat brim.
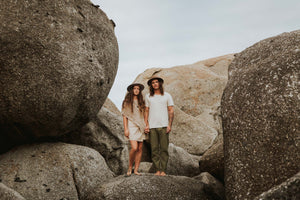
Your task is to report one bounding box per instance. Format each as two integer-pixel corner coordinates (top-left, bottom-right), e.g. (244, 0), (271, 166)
(147, 77), (164, 86)
(127, 83), (145, 92)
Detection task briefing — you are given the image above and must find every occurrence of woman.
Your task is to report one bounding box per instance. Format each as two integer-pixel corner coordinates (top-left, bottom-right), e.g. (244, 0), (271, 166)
(122, 83), (147, 176)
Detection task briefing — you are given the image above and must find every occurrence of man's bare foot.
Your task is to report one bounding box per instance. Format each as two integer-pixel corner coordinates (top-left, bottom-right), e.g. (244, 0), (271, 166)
(134, 171), (141, 176)
(160, 172), (166, 176)
(154, 171), (161, 176)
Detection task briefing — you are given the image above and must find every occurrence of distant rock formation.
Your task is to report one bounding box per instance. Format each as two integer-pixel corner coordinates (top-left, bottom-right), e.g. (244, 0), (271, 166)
(222, 30), (300, 200)
(0, 143), (114, 200)
(134, 54), (234, 155)
(0, 0), (119, 153)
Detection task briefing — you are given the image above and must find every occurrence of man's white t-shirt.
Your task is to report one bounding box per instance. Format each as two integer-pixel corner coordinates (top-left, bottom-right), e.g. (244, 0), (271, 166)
(145, 92), (174, 129)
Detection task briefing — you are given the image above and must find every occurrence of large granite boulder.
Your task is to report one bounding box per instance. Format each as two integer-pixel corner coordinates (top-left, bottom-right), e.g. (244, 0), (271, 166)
(254, 171), (300, 200)
(90, 174), (222, 200)
(0, 183), (26, 200)
(0, 0), (119, 153)
(0, 143), (114, 200)
(59, 104), (129, 175)
(199, 134), (224, 181)
(134, 54), (234, 155)
(221, 30), (300, 200)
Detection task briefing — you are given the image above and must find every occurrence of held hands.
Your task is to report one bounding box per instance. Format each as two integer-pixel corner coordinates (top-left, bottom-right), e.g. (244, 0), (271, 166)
(124, 129), (129, 139)
(144, 125), (150, 134)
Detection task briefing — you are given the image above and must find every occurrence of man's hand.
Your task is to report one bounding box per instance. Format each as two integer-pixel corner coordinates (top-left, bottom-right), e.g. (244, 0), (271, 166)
(124, 129), (129, 138)
(167, 106), (174, 134)
(166, 125), (171, 134)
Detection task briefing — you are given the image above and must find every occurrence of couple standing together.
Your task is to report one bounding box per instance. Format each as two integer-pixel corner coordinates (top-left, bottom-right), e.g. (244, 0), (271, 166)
(121, 76), (174, 176)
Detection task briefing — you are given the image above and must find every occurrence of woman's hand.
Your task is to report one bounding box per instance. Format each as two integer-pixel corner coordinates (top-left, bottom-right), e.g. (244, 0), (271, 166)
(124, 129), (129, 138)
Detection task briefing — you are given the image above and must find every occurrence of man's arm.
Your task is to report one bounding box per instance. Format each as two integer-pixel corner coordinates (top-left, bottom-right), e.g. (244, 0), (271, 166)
(167, 106), (174, 133)
(144, 107), (150, 133)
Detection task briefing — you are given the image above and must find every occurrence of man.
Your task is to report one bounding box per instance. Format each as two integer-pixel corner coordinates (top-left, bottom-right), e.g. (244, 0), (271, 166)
(145, 76), (174, 176)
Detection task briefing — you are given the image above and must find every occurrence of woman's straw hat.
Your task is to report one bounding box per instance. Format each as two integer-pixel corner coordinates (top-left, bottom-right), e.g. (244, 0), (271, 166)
(127, 83), (145, 92)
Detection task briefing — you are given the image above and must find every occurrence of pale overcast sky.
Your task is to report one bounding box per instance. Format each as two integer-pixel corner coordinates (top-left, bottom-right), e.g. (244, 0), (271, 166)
(91, 0), (300, 110)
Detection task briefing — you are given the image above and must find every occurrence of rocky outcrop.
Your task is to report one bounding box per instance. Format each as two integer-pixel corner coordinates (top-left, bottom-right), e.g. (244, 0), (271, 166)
(222, 30), (300, 200)
(0, 143), (114, 200)
(0, 0), (119, 153)
(199, 134), (224, 181)
(134, 54), (234, 155)
(254, 172), (300, 200)
(0, 183), (26, 200)
(59, 105), (128, 175)
(193, 172), (225, 200)
(90, 174), (222, 200)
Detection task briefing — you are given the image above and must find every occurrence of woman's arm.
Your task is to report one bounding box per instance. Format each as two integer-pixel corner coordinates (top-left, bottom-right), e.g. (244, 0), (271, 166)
(123, 115), (129, 138)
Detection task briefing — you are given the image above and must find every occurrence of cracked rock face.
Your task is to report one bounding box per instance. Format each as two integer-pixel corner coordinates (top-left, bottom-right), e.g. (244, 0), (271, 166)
(0, 143), (114, 200)
(222, 30), (300, 200)
(0, 0), (119, 153)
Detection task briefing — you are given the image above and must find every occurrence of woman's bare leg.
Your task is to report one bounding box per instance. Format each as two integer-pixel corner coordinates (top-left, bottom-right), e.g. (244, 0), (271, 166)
(127, 140), (138, 175)
(134, 142), (143, 175)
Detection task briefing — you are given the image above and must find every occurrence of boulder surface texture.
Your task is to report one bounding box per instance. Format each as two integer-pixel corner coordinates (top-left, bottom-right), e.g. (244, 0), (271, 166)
(0, 143), (114, 200)
(222, 30), (300, 200)
(0, 183), (26, 200)
(0, 0), (119, 153)
(254, 172), (300, 200)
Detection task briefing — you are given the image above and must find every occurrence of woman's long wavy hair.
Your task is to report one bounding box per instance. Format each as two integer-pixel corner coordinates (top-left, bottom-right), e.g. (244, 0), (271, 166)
(122, 86), (145, 113)
(149, 80), (164, 96)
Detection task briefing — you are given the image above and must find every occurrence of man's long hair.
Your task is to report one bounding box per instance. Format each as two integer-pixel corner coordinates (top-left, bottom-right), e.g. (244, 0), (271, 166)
(149, 80), (164, 96)
(122, 88), (145, 113)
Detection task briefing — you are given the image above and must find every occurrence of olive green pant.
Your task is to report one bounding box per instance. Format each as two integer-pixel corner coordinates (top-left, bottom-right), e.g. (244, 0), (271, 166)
(149, 127), (169, 172)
